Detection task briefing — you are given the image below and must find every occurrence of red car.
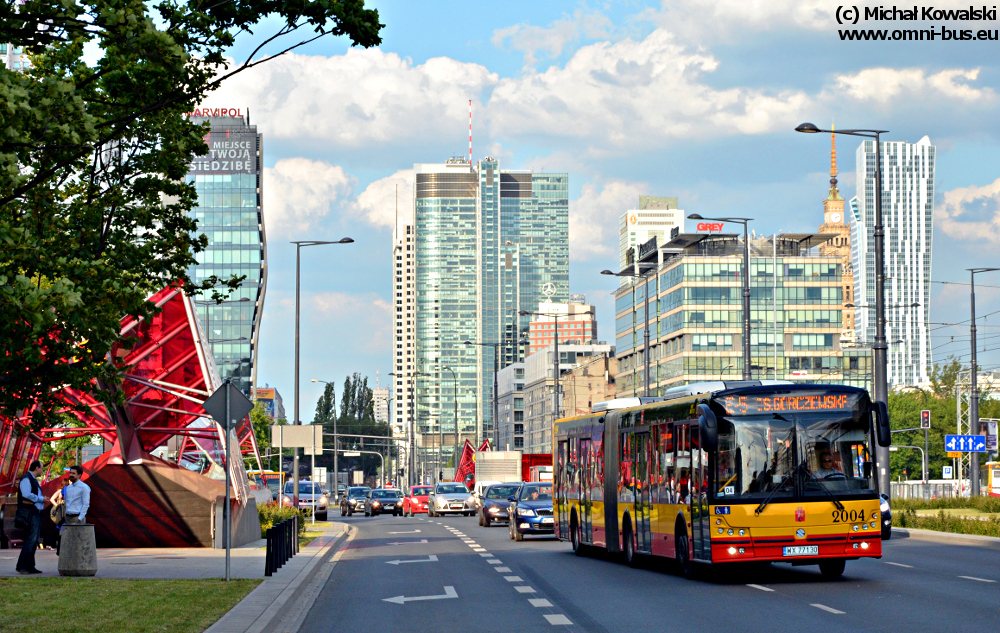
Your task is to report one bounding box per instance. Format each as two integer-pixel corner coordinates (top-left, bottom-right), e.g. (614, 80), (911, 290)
(402, 485), (433, 516)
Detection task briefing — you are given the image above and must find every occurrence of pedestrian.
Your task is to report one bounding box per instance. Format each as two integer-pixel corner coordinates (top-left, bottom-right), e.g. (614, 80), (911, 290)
(62, 465), (91, 525)
(15, 459), (46, 574)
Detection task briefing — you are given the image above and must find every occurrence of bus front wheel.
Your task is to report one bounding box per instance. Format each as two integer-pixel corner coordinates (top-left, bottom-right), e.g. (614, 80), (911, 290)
(675, 524), (693, 579)
(623, 519), (639, 568)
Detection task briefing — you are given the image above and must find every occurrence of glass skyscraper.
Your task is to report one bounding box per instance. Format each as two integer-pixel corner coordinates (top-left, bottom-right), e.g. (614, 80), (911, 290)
(850, 136), (934, 388)
(186, 112), (267, 394)
(406, 157), (567, 471)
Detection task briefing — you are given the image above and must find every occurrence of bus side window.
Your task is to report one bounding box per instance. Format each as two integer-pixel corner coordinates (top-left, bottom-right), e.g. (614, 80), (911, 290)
(676, 424), (691, 504)
(658, 423), (675, 504)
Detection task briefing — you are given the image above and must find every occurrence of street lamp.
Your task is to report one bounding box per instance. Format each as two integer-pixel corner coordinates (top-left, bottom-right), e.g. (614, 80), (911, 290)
(797, 122), (891, 495)
(602, 268), (655, 396)
(464, 340), (500, 447)
(969, 268), (1000, 495)
(291, 238), (353, 504)
(518, 309), (595, 432)
(688, 214), (753, 380)
(443, 365), (458, 476)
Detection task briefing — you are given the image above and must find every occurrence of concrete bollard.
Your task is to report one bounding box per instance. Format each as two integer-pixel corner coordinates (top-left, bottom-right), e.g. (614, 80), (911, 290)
(58, 523), (98, 577)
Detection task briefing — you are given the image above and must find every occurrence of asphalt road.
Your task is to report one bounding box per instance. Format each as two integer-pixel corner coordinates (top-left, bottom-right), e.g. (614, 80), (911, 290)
(301, 514), (1000, 633)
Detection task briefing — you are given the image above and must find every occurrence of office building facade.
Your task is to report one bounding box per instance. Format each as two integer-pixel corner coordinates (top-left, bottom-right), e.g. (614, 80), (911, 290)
(392, 220), (416, 446)
(411, 157), (568, 464)
(526, 298), (597, 355)
(619, 196), (685, 286)
(613, 233), (871, 394)
(850, 136), (934, 387)
(496, 363), (525, 451)
(187, 111), (267, 395)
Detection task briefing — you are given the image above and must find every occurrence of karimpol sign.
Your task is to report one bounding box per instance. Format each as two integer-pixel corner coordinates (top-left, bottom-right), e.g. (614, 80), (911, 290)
(696, 222), (724, 232)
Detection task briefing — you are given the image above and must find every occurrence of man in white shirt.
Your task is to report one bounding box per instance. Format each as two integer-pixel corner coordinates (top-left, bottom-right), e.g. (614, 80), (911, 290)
(63, 465), (91, 525)
(16, 460), (46, 574)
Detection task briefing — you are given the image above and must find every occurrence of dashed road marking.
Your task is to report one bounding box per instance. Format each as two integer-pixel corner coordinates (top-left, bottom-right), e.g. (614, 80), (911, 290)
(544, 614), (573, 626)
(885, 562), (914, 568)
(504, 576), (523, 582)
(528, 598), (553, 608)
(495, 566), (512, 572)
(811, 604), (845, 615)
(746, 584), (774, 592)
(479, 553), (493, 557)
(487, 559), (501, 564)
(959, 575), (996, 583)
(514, 586), (536, 594)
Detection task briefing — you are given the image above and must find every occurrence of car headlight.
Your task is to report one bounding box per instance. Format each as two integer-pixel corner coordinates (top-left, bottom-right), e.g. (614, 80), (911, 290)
(880, 499), (890, 513)
(488, 506), (501, 513)
(372, 501), (380, 507)
(437, 498), (447, 507)
(467, 495), (476, 505)
(282, 496), (292, 506)
(517, 507), (536, 517)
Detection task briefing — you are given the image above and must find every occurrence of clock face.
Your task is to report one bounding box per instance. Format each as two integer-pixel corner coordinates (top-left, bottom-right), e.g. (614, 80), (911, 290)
(830, 212), (842, 223)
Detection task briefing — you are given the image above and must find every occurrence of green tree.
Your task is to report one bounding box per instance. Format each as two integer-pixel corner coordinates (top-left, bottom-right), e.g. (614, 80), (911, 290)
(930, 357), (964, 399)
(313, 382), (337, 425)
(0, 1), (382, 428)
(310, 373), (392, 481)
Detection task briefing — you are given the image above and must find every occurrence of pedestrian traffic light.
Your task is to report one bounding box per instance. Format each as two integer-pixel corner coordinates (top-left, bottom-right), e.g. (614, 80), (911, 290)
(920, 410), (931, 429)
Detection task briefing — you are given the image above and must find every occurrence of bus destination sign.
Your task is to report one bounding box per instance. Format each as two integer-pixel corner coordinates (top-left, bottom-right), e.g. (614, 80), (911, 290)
(722, 393), (860, 415)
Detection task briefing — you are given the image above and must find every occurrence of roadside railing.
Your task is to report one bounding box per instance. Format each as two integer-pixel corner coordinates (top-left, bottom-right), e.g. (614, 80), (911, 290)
(264, 514), (299, 576)
(890, 482), (957, 500)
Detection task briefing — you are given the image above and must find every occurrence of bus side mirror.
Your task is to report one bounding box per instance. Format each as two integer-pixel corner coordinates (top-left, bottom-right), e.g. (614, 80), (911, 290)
(874, 401), (891, 447)
(698, 404), (718, 451)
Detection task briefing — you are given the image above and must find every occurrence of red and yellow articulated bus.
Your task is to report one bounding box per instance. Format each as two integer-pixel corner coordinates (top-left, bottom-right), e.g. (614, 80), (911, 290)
(553, 382), (891, 578)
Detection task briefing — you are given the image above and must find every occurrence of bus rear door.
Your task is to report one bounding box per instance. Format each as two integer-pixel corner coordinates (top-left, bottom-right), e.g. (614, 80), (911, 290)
(633, 432), (652, 554)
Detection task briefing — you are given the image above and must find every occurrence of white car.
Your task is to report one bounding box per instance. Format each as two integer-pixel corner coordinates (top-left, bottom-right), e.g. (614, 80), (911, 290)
(427, 482), (475, 517)
(281, 480), (329, 520)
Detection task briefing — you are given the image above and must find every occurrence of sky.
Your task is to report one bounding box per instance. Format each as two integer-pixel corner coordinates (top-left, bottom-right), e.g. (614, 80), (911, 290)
(200, 1), (1000, 419)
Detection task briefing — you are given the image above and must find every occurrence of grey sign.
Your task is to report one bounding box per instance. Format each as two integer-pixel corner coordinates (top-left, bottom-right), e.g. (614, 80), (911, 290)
(203, 382), (254, 430)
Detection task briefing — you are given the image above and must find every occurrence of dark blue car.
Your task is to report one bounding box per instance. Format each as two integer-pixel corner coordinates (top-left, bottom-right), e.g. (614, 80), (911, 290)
(508, 482), (554, 541)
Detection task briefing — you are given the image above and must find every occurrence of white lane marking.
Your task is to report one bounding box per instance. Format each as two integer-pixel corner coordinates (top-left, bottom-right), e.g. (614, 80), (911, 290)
(383, 586), (458, 604)
(746, 584), (774, 592)
(885, 562), (914, 568)
(487, 559), (501, 564)
(959, 576), (996, 583)
(544, 614), (573, 626)
(386, 555), (439, 565)
(472, 548), (487, 552)
(811, 604), (845, 615)
(528, 599), (552, 608)
(479, 553), (493, 557)
(387, 540), (429, 545)
(505, 576), (523, 582)
(495, 566), (512, 572)
(388, 530), (421, 534)
(515, 586), (536, 594)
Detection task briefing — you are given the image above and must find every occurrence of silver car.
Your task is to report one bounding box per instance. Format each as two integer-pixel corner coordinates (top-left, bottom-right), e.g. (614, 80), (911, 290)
(427, 482), (475, 517)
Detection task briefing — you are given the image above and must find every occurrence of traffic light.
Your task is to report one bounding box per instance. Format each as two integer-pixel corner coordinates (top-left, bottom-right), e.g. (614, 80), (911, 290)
(920, 410), (931, 429)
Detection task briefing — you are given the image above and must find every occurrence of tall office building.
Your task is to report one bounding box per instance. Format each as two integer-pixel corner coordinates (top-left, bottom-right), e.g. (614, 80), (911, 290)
(850, 136), (934, 387)
(187, 110), (267, 394)
(409, 157), (568, 466)
(1, 43), (30, 71)
(618, 196), (685, 285)
(392, 218), (416, 446)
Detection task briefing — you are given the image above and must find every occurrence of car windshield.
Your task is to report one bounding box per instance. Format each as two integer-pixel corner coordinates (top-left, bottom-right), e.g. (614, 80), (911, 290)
(411, 487), (432, 496)
(348, 487), (370, 498)
(284, 482), (320, 494)
(371, 490), (395, 499)
(487, 485), (520, 499)
(436, 483), (469, 494)
(518, 484), (553, 501)
(714, 412), (876, 502)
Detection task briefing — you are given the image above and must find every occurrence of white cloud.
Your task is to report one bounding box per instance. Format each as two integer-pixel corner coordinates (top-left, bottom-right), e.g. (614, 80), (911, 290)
(492, 9), (614, 68)
(263, 158), (355, 238)
(310, 291), (392, 354)
(569, 180), (647, 261)
(834, 67), (992, 104)
(355, 169), (414, 230)
(937, 177), (1000, 243)
(211, 49), (498, 146)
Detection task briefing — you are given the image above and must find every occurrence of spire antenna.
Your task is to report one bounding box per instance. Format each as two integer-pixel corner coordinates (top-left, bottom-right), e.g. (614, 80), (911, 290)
(469, 99), (473, 166)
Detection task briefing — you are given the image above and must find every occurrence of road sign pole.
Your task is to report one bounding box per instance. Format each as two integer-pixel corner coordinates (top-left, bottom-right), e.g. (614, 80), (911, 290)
(225, 381), (231, 582)
(311, 428), (315, 525)
(924, 427), (929, 501)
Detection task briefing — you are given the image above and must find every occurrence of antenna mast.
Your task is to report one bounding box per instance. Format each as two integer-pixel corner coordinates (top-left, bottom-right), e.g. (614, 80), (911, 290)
(469, 99), (473, 166)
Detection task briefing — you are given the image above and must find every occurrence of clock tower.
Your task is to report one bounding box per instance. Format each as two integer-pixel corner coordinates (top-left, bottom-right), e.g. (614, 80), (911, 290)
(816, 128), (855, 342)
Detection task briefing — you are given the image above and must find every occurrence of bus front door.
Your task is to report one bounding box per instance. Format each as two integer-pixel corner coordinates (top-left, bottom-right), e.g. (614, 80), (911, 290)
(690, 425), (711, 561)
(633, 432), (652, 554)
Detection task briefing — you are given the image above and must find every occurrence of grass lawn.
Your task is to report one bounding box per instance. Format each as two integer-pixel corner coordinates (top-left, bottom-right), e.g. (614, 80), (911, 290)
(0, 578), (260, 633)
(299, 520), (333, 547)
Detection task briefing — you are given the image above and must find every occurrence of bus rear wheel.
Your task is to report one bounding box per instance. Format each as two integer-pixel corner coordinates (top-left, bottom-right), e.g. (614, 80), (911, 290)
(675, 526), (693, 578)
(570, 514), (584, 556)
(623, 520), (639, 568)
(819, 558), (846, 578)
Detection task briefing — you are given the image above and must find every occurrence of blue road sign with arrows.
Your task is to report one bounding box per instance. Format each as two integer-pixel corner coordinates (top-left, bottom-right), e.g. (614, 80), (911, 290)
(944, 434), (987, 453)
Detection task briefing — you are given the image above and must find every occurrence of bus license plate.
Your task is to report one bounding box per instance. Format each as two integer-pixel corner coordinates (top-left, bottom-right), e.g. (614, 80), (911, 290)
(783, 546), (819, 557)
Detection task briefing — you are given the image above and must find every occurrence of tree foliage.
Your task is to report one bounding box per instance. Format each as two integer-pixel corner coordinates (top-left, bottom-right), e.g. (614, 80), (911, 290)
(312, 382), (337, 426)
(0, 1), (382, 427)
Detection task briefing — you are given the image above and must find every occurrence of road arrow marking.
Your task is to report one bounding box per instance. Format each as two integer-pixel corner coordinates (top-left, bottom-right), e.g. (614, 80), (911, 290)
(388, 529), (422, 534)
(386, 555), (438, 565)
(383, 586), (458, 604)
(387, 539), (429, 545)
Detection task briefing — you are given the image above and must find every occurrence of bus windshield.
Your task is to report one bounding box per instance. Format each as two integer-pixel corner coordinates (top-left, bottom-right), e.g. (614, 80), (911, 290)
(714, 411), (875, 503)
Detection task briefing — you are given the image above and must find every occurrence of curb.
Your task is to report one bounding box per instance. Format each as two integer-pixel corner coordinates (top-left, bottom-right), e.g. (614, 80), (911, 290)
(894, 527), (1000, 550)
(205, 522), (352, 633)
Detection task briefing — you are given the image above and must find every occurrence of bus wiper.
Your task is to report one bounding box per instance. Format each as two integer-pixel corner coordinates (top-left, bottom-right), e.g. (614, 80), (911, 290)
(808, 475), (845, 511)
(754, 475), (790, 517)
